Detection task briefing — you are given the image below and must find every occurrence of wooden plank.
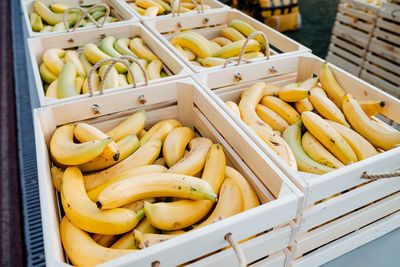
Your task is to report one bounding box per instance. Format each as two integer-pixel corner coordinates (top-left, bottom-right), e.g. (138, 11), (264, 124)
(291, 210), (400, 267)
(364, 61), (400, 86)
(338, 3), (376, 22)
(366, 52), (400, 76)
(331, 35), (365, 56)
(379, 2), (400, 23)
(369, 37), (400, 64)
(376, 18), (400, 36)
(295, 192), (400, 257)
(332, 21), (369, 47)
(361, 70), (400, 97)
(249, 251), (287, 267)
(328, 43), (363, 65)
(336, 13), (374, 33)
(326, 52), (361, 77)
(373, 28), (400, 46)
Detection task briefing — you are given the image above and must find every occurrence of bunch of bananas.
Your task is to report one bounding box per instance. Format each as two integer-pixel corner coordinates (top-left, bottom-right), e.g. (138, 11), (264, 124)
(127, 0), (212, 17)
(50, 109), (260, 266)
(40, 36), (167, 99)
(169, 19), (266, 68)
(226, 63), (400, 175)
(30, 1), (119, 33)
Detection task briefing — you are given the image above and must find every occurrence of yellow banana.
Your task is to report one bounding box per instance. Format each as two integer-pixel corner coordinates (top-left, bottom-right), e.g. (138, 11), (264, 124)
(130, 38), (158, 62)
(50, 124), (111, 165)
(87, 165), (167, 202)
(39, 63), (57, 84)
(208, 41), (221, 55)
(229, 19), (266, 50)
(167, 137), (213, 176)
(43, 48), (65, 75)
(191, 60), (202, 66)
(129, 3), (146, 15)
(295, 98), (314, 113)
(225, 101), (241, 117)
(127, 61), (148, 84)
(302, 131), (345, 169)
(282, 121), (334, 174)
(243, 51), (265, 59)
(256, 104), (289, 132)
(99, 65), (120, 90)
(92, 234), (118, 247)
(75, 75), (84, 94)
(118, 74), (129, 87)
(49, 3), (69, 13)
(74, 123), (120, 161)
(79, 134), (140, 172)
(278, 83), (309, 102)
(238, 82), (271, 129)
(183, 48), (196, 61)
(106, 110), (146, 142)
(358, 100), (385, 117)
(163, 127), (196, 167)
(309, 87), (350, 127)
(33, 1), (80, 25)
(261, 96), (301, 125)
(342, 94), (400, 150)
(136, 0), (165, 14)
(250, 125), (297, 170)
(170, 32), (212, 58)
(154, 157), (167, 167)
(30, 12), (43, 32)
(138, 129), (147, 139)
(319, 63), (346, 108)
(137, 231), (179, 249)
(213, 39), (260, 59)
(65, 50), (86, 77)
(83, 43), (127, 74)
(220, 27), (246, 42)
(79, 53), (93, 76)
(300, 77), (319, 90)
(197, 57), (226, 67)
(51, 166), (63, 192)
(140, 119), (182, 145)
(83, 139), (162, 191)
(212, 37), (232, 47)
(61, 167), (144, 235)
(263, 84), (281, 97)
(111, 218), (158, 249)
(147, 59), (162, 80)
(40, 25), (53, 33)
(57, 62), (79, 99)
(114, 38), (138, 58)
(59, 217), (136, 267)
(196, 178), (242, 228)
(45, 79), (58, 98)
(225, 166), (259, 210)
(174, 44), (188, 60)
(122, 198), (156, 213)
(301, 111), (358, 164)
(82, 72), (100, 94)
(97, 173), (217, 209)
(327, 120), (378, 160)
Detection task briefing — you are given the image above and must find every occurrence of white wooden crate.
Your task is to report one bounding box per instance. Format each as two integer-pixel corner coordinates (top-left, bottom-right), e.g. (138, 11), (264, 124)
(143, 9), (310, 74)
(194, 53), (400, 266)
(122, 0), (229, 21)
(27, 22), (191, 107)
(22, 0), (138, 37)
(33, 77), (303, 267)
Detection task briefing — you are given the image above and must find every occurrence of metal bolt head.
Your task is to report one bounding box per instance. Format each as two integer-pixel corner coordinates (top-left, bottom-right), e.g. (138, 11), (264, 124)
(91, 104), (101, 114)
(268, 66), (277, 74)
(177, 22), (182, 28)
(138, 95), (147, 104)
(100, 33), (106, 39)
(234, 73), (242, 82)
(203, 17), (209, 24)
(67, 37), (74, 43)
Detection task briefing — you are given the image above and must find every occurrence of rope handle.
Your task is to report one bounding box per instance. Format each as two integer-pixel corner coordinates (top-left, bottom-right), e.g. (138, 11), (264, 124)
(64, 3), (110, 32)
(171, 0), (204, 17)
(87, 56), (148, 97)
(391, 9), (400, 18)
(361, 170), (400, 180)
(225, 233), (246, 267)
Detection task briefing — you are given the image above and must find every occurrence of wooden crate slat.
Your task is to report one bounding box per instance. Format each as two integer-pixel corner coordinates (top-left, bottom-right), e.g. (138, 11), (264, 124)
(369, 37), (400, 64)
(332, 21), (370, 47)
(379, 2), (400, 23)
(366, 52), (400, 75)
(364, 61), (400, 86)
(376, 18), (400, 36)
(329, 43), (364, 65)
(373, 28), (400, 46)
(336, 13), (375, 33)
(361, 70), (400, 97)
(326, 52), (361, 77)
(338, 3), (377, 22)
(331, 35), (366, 56)
(249, 251), (287, 267)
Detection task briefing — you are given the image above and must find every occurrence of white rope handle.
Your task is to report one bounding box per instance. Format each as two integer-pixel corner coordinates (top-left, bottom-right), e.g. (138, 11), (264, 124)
(225, 233), (246, 267)
(361, 170), (400, 180)
(64, 4), (110, 32)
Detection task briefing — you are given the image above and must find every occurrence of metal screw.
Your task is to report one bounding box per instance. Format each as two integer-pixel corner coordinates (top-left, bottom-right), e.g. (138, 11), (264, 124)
(138, 95), (147, 104)
(234, 73), (242, 82)
(79, 0), (83, 4)
(91, 104), (101, 114)
(151, 261), (160, 267)
(203, 17), (209, 24)
(100, 33), (106, 39)
(67, 37), (74, 43)
(268, 66), (277, 74)
(177, 22), (182, 28)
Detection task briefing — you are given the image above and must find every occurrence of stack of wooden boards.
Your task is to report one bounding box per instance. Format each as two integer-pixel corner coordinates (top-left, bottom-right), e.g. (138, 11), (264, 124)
(327, 0), (400, 97)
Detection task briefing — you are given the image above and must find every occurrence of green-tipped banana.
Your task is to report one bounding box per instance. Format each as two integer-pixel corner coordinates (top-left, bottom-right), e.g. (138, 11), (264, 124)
(282, 121), (334, 174)
(170, 32), (212, 58)
(147, 60), (162, 80)
(97, 16), (118, 24)
(33, 1), (80, 26)
(49, 3), (69, 13)
(99, 65), (119, 90)
(82, 72), (100, 94)
(53, 21), (73, 32)
(40, 25), (53, 33)
(229, 19), (266, 50)
(91, 11), (106, 20)
(114, 38), (138, 58)
(39, 63), (57, 84)
(30, 12), (43, 32)
(83, 43), (127, 73)
(87, 5), (107, 14)
(197, 57), (225, 67)
(65, 51), (86, 77)
(127, 63), (147, 84)
(79, 54), (93, 75)
(213, 39), (260, 59)
(99, 36), (123, 58)
(130, 38), (158, 62)
(43, 48), (65, 75)
(152, 0), (171, 12)
(57, 62), (79, 99)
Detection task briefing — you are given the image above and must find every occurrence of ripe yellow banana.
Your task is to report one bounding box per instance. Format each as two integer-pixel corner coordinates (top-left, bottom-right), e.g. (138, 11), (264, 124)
(295, 98), (314, 113)
(99, 65), (120, 90)
(261, 96), (301, 125)
(45, 79), (57, 98)
(130, 38), (158, 62)
(213, 39), (260, 59)
(59, 217), (136, 266)
(220, 27), (246, 42)
(97, 173), (217, 209)
(282, 121), (334, 174)
(212, 37), (232, 47)
(278, 83), (309, 102)
(75, 75), (84, 94)
(39, 63), (57, 84)
(302, 131), (345, 169)
(163, 127), (196, 167)
(358, 100), (385, 117)
(243, 51), (265, 59)
(197, 178), (242, 228)
(154, 157), (167, 167)
(118, 74), (129, 87)
(122, 198), (156, 212)
(87, 165), (167, 202)
(129, 3), (146, 15)
(111, 218), (157, 249)
(327, 120), (378, 160)
(65, 50), (86, 77)
(140, 119), (182, 145)
(83, 139), (162, 191)
(83, 43), (127, 73)
(225, 101), (241, 117)
(92, 234), (118, 247)
(171, 32), (212, 58)
(33, 1), (80, 25)
(127, 60), (148, 84)
(82, 72), (101, 94)
(50, 124), (111, 165)
(225, 166), (259, 210)
(43, 48), (65, 75)
(300, 77), (319, 90)
(250, 125), (297, 170)
(136, 230), (179, 249)
(106, 110), (146, 142)
(167, 137), (213, 175)
(256, 104), (289, 132)
(301, 111), (358, 164)
(51, 165), (63, 192)
(343, 94), (400, 150)
(74, 123), (120, 161)
(49, 3), (69, 13)
(309, 87), (350, 127)
(61, 167), (144, 235)
(138, 129), (147, 139)
(114, 38), (138, 58)
(79, 53), (93, 75)
(229, 19), (266, 50)
(79, 134), (140, 172)
(263, 84), (281, 97)
(197, 57), (226, 67)
(238, 82), (271, 129)
(136, 0), (165, 14)
(319, 63), (346, 108)
(147, 59), (162, 80)
(30, 12), (43, 32)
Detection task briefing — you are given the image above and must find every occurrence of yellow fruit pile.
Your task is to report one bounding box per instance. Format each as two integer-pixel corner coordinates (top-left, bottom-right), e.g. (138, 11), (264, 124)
(30, 1), (119, 33)
(226, 63), (400, 175)
(127, 0), (212, 17)
(169, 19), (267, 68)
(40, 36), (166, 99)
(49, 109), (260, 266)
